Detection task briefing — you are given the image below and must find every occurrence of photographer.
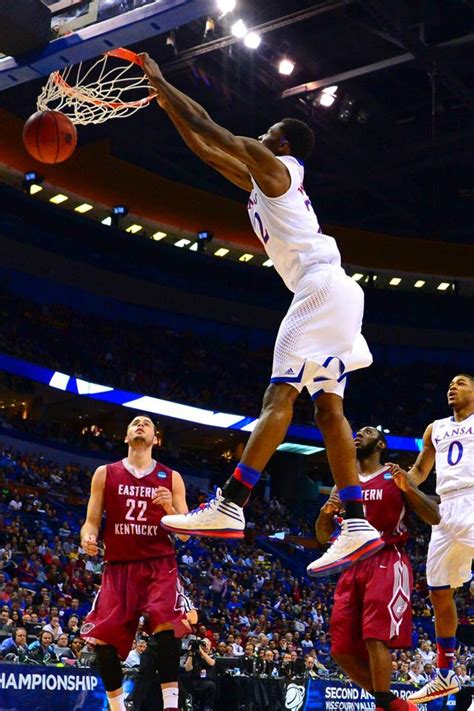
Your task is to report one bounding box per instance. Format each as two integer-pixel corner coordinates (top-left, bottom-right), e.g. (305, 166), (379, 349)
(184, 637), (216, 711)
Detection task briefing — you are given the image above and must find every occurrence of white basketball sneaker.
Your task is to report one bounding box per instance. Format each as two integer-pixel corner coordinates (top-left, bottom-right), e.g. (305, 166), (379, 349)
(161, 488), (245, 539)
(408, 670), (460, 704)
(307, 518), (384, 577)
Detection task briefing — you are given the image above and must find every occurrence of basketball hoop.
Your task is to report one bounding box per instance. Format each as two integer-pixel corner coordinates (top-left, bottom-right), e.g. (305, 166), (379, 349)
(36, 48), (154, 125)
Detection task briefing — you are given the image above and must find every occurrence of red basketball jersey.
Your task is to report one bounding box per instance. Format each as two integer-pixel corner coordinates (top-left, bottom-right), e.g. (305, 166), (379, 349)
(103, 459), (176, 562)
(360, 466), (409, 546)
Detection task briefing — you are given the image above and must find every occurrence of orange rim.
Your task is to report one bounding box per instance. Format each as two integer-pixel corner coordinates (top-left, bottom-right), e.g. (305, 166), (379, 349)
(50, 47), (152, 110)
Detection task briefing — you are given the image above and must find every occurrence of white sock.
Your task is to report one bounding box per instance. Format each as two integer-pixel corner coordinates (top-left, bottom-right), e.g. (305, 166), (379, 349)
(108, 692), (126, 711)
(162, 686), (179, 709)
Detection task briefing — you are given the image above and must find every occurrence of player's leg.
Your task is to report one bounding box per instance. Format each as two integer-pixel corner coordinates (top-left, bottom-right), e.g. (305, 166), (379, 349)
(152, 623), (181, 711)
(331, 652), (373, 690)
(409, 529), (465, 703)
(315, 392), (363, 513)
(222, 382), (299, 503)
(95, 640), (126, 711)
(161, 382), (299, 536)
(364, 639), (395, 710)
(431, 587), (458, 669)
(307, 389), (382, 576)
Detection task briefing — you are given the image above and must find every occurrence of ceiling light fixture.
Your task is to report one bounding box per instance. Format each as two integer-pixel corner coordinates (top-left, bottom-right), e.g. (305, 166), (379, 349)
(244, 31), (261, 49)
(414, 280), (425, 288)
(278, 58), (295, 76)
(216, 0), (236, 16)
(75, 203), (93, 213)
(231, 19), (247, 38)
(49, 194), (68, 204)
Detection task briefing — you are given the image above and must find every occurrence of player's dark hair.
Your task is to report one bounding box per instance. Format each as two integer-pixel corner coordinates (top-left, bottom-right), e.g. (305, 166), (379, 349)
(455, 373), (474, 385)
(280, 118), (315, 160)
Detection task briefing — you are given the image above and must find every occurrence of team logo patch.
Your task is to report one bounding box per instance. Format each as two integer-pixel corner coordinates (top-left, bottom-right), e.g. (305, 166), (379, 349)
(157, 471), (167, 479)
(285, 683), (305, 710)
(80, 622), (96, 635)
(383, 472), (393, 480)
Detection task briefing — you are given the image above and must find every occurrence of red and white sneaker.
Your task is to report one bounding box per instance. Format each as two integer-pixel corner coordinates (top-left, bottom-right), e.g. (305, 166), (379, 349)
(307, 518), (384, 577)
(408, 670), (460, 704)
(161, 488), (245, 539)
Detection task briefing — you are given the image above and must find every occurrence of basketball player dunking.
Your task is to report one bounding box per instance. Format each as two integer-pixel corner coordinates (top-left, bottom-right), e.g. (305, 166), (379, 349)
(80, 415), (195, 711)
(142, 53), (382, 577)
(316, 427), (440, 711)
(390, 374), (474, 704)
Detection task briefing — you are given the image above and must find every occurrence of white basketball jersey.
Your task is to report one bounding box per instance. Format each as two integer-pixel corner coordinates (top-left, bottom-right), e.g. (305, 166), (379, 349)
(247, 155), (341, 292)
(431, 413), (474, 497)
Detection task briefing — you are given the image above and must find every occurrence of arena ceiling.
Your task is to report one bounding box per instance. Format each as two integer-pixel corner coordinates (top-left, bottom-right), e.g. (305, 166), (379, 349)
(1, 0), (473, 243)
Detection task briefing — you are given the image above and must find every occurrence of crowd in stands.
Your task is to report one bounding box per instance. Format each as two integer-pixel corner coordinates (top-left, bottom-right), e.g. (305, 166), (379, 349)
(0, 284), (460, 437)
(0, 442), (473, 689)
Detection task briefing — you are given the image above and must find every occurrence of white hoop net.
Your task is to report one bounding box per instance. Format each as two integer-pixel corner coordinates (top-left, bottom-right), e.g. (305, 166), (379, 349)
(36, 50), (153, 125)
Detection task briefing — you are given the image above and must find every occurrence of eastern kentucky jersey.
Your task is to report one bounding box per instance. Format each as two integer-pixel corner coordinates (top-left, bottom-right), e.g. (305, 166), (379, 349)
(431, 414), (473, 497)
(359, 467), (409, 546)
(103, 459), (175, 562)
(247, 155), (341, 293)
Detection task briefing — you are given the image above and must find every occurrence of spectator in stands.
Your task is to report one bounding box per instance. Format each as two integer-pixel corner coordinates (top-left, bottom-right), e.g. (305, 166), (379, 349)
(70, 636), (85, 662)
(304, 655), (320, 679)
(66, 615), (81, 640)
(124, 639), (148, 668)
(42, 614), (63, 640)
(0, 608), (13, 634)
(210, 570), (227, 607)
(28, 629), (58, 663)
(409, 661), (428, 685)
(54, 632), (75, 661)
(455, 665), (471, 685)
(240, 642), (257, 675)
(257, 649), (276, 676)
(0, 626), (28, 659)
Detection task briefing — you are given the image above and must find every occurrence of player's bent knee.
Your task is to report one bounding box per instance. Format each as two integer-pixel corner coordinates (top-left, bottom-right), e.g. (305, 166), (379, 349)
(95, 644), (123, 692)
(430, 588), (455, 606)
(152, 630), (181, 684)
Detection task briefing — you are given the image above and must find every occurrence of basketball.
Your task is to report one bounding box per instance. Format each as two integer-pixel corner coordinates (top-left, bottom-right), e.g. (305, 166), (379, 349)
(22, 110), (77, 164)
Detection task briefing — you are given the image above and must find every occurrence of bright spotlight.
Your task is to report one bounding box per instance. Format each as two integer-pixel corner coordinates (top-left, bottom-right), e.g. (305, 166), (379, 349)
(244, 31), (261, 49)
(279, 58), (295, 76)
(217, 0), (236, 16)
(231, 19), (247, 38)
(319, 85), (338, 107)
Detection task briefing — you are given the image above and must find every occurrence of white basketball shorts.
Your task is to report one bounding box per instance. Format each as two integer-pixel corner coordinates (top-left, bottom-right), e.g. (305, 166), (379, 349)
(270, 265), (373, 399)
(426, 490), (474, 589)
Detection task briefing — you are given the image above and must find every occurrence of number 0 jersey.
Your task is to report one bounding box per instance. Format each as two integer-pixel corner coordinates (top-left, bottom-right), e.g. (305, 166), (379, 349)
(431, 413), (474, 498)
(247, 155), (341, 292)
(103, 458), (175, 562)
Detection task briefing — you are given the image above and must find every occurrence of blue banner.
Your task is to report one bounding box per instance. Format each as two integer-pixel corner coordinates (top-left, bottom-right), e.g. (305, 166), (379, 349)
(0, 664), (106, 711)
(303, 679), (451, 711)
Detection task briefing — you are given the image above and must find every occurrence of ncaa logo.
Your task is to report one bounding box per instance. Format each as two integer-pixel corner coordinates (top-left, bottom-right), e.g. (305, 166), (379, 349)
(285, 683), (305, 710)
(157, 471), (167, 479)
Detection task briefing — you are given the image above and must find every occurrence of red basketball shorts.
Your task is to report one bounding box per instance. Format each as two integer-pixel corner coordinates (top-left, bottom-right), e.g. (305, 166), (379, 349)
(330, 546), (413, 659)
(80, 555), (190, 659)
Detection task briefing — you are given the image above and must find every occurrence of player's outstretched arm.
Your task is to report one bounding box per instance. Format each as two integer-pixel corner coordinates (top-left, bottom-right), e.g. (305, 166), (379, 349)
(164, 102), (252, 191)
(408, 423), (436, 486)
(388, 463), (440, 526)
(80, 465), (106, 555)
(142, 54), (289, 195)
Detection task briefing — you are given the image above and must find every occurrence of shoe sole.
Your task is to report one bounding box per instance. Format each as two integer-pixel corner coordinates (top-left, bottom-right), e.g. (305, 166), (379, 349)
(161, 522), (244, 539)
(408, 687), (460, 704)
(307, 537), (385, 577)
